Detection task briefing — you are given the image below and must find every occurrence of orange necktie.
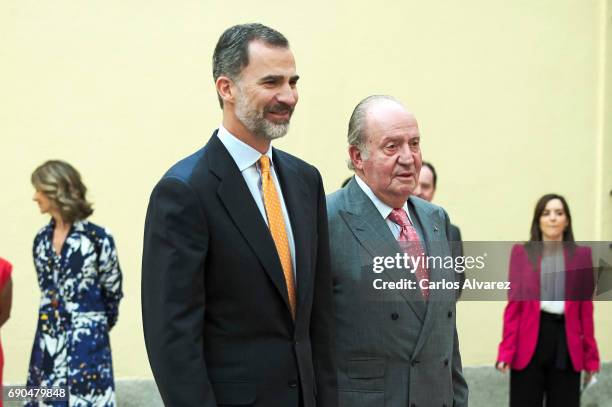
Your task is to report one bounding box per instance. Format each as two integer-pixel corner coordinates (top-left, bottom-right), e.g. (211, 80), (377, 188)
(259, 155), (296, 319)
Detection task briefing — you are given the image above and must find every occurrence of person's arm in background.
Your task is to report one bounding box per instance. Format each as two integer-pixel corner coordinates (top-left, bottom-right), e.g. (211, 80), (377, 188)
(579, 247), (599, 385)
(0, 277), (12, 328)
(496, 245), (524, 372)
(99, 232), (123, 330)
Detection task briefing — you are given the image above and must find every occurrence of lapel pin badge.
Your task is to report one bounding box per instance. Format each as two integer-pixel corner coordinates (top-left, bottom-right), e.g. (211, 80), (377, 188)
(433, 225), (439, 233)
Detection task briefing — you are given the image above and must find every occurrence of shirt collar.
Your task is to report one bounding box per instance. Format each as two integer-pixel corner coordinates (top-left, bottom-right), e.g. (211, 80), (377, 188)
(217, 124), (273, 172)
(354, 175), (411, 222)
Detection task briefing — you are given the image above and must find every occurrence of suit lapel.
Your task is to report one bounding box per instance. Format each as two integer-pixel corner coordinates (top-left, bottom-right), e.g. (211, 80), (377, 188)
(409, 197), (445, 304)
(207, 133), (293, 318)
(273, 149), (312, 319)
(408, 197), (448, 357)
(340, 181), (427, 321)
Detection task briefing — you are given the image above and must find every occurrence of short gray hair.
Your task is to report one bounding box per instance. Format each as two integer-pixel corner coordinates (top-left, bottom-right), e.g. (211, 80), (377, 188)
(212, 23), (289, 108)
(347, 95), (404, 170)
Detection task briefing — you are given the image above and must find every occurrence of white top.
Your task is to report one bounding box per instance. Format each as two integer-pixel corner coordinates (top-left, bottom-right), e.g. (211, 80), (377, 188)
(354, 175), (412, 240)
(540, 252), (565, 315)
(540, 300), (565, 314)
(217, 125), (297, 279)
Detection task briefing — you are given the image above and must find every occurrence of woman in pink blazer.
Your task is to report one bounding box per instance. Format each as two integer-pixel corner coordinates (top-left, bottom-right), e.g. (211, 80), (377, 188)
(0, 257), (12, 407)
(496, 194), (599, 407)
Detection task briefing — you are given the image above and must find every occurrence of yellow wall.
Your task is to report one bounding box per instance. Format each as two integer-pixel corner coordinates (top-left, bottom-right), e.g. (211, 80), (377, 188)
(601, 0), (612, 242)
(1, 0), (610, 382)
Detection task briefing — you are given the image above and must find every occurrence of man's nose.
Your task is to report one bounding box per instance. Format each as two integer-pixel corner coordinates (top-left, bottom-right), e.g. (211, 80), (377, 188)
(276, 83), (298, 107)
(397, 146), (414, 165)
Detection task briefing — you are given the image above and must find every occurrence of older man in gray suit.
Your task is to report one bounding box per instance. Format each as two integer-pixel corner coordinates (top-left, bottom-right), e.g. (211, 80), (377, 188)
(327, 95), (468, 407)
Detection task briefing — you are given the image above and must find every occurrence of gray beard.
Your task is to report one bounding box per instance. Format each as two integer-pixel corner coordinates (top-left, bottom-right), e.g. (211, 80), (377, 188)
(235, 98), (290, 141)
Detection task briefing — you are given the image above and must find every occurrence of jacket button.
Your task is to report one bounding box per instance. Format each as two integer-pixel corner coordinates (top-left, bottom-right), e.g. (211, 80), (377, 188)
(288, 380), (298, 388)
(444, 359), (449, 366)
(391, 312), (399, 320)
(447, 311), (453, 318)
(411, 360), (418, 367)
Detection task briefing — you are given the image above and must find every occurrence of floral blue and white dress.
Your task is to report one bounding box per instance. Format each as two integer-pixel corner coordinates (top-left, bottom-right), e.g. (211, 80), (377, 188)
(26, 220), (123, 407)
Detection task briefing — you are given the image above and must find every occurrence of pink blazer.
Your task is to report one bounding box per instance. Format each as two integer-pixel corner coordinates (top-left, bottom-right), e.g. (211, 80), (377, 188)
(0, 256), (12, 407)
(497, 244), (600, 372)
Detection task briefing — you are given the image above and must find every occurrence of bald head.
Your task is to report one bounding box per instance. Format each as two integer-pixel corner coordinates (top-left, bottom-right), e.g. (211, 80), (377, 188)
(364, 99), (417, 138)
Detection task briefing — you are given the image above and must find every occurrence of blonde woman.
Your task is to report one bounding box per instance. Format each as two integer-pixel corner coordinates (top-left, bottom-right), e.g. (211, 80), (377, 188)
(26, 160), (123, 407)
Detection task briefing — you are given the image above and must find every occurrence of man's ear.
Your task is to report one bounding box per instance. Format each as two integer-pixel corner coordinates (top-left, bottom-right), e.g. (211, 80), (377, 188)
(216, 76), (234, 106)
(349, 145), (365, 171)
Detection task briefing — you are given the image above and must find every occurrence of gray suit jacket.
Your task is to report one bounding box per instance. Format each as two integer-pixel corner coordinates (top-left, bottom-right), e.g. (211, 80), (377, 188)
(327, 179), (468, 407)
(449, 224), (465, 299)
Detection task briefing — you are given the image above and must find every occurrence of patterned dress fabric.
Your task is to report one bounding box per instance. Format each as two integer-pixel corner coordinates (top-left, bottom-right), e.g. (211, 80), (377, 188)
(26, 220), (123, 407)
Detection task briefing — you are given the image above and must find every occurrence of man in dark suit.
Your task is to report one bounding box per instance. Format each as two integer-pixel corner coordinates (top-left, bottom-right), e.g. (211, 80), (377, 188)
(415, 161), (463, 251)
(141, 23), (336, 407)
(327, 96), (468, 407)
(415, 161), (465, 297)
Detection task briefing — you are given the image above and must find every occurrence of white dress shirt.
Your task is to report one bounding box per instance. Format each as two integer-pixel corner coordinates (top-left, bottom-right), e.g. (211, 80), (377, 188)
(354, 175), (414, 240)
(217, 125), (297, 279)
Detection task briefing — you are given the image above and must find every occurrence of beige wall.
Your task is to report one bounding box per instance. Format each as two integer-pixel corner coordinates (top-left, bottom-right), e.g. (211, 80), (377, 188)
(1, 0), (610, 382)
(601, 0), (612, 241)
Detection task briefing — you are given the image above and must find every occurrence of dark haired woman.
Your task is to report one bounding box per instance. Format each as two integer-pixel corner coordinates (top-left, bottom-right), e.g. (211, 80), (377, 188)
(26, 160), (123, 406)
(496, 194), (599, 407)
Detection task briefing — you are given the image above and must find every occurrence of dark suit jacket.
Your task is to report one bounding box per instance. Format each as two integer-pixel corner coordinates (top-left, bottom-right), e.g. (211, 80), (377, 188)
(449, 224), (463, 257)
(142, 131), (336, 407)
(449, 224), (465, 299)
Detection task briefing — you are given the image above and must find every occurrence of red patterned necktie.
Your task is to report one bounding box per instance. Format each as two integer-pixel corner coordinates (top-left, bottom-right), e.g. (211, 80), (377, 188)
(388, 208), (429, 300)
